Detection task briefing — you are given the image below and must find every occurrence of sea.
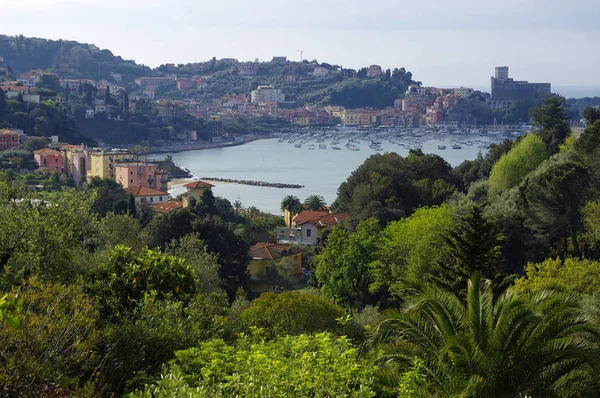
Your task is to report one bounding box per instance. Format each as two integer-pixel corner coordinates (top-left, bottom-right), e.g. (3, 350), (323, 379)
(150, 133), (505, 215)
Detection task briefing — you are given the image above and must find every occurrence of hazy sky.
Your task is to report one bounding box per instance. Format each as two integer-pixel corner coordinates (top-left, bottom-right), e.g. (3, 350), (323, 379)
(3, 0), (599, 87)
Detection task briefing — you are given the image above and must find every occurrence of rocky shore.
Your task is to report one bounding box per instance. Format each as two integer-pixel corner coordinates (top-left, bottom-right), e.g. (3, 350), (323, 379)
(200, 177), (304, 189)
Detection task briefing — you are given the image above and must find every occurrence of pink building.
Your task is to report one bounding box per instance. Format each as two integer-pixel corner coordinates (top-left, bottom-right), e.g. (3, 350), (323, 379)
(115, 162), (169, 192)
(33, 148), (64, 173)
(0, 129), (20, 151)
(62, 144), (90, 184)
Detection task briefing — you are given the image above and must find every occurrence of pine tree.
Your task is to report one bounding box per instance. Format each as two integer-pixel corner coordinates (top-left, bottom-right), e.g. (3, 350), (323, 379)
(128, 194), (136, 218)
(434, 205), (505, 295)
(104, 85), (111, 105)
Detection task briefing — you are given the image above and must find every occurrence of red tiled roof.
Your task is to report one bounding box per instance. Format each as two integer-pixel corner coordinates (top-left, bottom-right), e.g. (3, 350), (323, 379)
(294, 211), (347, 228)
(33, 148), (61, 156)
(151, 200), (183, 214)
(249, 242), (301, 260)
(184, 180), (215, 189)
(124, 185), (167, 197)
(292, 210), (328, 225)
(0, 129), (20, 135)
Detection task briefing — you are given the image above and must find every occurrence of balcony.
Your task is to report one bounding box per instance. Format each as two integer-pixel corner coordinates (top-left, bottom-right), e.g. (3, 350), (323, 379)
(276, 227), (308, 245)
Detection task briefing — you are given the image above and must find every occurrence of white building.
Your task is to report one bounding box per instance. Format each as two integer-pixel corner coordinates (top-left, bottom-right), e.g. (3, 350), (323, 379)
(312, 66), (329, 76)
(453, 87), (474, 98)
(250, 85), (285, 104)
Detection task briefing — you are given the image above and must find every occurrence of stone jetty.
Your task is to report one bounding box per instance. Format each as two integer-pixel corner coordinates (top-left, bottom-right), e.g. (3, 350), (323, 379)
(201, 177), (304, 189)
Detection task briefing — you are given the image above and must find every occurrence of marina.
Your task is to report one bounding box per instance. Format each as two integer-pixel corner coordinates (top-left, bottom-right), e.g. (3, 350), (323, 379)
(156, 127), (524, 214)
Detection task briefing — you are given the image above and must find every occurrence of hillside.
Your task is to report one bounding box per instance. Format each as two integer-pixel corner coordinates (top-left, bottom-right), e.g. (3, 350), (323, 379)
(0, 35), (150, 89)
(0, 35), (418, 109)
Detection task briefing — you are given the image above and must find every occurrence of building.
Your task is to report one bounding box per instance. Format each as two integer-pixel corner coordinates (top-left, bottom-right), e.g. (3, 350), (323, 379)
(0, 129), (20, 150)
(247, 242), (303, 293)
(453, 87), (474, 98)
(239, 63), (258, 76)
(272, 56), (287, 62)
(488, 66), (552, 110)
(115, 162), (169, 192)
(176, 78), (194, 90)
(277, 210), (346, 245)
(134, 76), (176, 87)
(250, 85), (285, 104)
(367, 65), (383, 77)
(33, 148), (64, 173)
(124, 185), (169, 205)
(181, 180), (215, 207)
(151, 200), (183, 215)
(312, 66), (329, 76)
(87, 149), (137, 181)
(61, 144), (89, 184)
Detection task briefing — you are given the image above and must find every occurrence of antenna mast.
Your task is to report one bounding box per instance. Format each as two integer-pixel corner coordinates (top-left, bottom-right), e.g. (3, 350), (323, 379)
(297, 50), (304, 61)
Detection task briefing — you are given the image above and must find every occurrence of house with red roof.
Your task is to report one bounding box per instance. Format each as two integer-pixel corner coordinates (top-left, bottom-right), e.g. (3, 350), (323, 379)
(248, 242), (303, 293)
(181, 180), (215, 208)
(124, 185), (169, 205)
(278, 209), (347, 245)
(0, 129), (20, 151)
(151, 200), (183, 215)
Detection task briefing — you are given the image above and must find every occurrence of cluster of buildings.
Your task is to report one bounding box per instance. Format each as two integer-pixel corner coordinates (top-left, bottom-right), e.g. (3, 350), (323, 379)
(488, 66), (551, 110)
(248, 209), (347, 294)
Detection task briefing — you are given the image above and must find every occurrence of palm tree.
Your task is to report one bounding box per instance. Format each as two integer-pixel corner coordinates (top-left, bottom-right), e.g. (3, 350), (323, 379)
(303, 194), (326, 211)
(280, 195), (301, 226)
(232, 200), (244, 217)
(373, 272), (600, 397)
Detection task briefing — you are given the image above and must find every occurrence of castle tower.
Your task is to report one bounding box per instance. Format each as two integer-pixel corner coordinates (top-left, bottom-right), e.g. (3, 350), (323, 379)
(495, 66), (509, 80)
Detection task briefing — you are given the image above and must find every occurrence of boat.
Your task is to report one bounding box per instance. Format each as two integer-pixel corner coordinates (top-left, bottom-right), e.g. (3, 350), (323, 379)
(331, 146), (342, 150)
(438, 145), (447, 150)
(319, 144), (327, 149)
(451, 144), (462, 149)
(294, 143), (302, 148)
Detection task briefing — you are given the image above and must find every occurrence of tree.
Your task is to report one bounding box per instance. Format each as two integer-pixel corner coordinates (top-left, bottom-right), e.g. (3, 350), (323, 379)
(167, 234), (222, 294)
(530, 95), (571, 154)
(520, 161), (589, 257)
(0, 279), (99, 395)
(127, 193), (137, 218)
(86, 246), (197, 322)
(374, 272), (600, 397)
(232, 199), (244, 217)
(488, 134), (548, 194)
(22, 136), (49, 152)
(130, 333), (376, 397)
(514, 257), (600, 295)
(88, 176), (128, 217)
(304, 194), (326, 211)
(434, 205), (505, 295)
(241, 291), (347, 338)
(581, 106), (600, 125)
(315, 218), (381, 308)
(371, 205), (455, 299)
(104, 85), (111, 105)
(97, 213), (144, 252)
(280, 194), (301, 226)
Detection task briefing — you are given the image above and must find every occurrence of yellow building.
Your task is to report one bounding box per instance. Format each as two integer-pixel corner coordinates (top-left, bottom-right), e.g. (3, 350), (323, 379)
(87, 149), (138, 181)
(248, 243), (303, 293)
(181, 180), (215, 207)
(293, 116), (310, 126)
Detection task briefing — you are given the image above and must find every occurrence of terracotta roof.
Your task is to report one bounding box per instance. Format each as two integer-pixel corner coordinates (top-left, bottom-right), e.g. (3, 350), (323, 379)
(249, 242), (301, 260)
(33, 148), (61, 156)
(151, 200), (183, 214)
(124, 185), (167, 197)
(295, 211), (347, 228)
(292, 210), (328, 225)
(0, 129), (20, 135)
(184, 180), (214, 189)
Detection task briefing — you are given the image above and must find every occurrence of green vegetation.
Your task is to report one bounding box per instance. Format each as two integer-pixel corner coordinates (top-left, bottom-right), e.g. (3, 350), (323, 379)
(3, 88), (600, 397)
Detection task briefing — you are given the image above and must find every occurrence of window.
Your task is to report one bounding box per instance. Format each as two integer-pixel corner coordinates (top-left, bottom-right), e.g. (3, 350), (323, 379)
(159, 196), (163, 202)
(149, 167), (152, 171)
(43, 159), (47, 165)
(306, 228), (312, 237)
(130, 179), (133, 184)
(150, 197), (154, 202)
(55, 158), (58, 162)
(141, 198), (146, 203)
(130, 171), (133, 176)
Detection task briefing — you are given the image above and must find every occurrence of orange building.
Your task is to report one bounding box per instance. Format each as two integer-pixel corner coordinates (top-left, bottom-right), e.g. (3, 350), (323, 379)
(33, 148), (64, 173)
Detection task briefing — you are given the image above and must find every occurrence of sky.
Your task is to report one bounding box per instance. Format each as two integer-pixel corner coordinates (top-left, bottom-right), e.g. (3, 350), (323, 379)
(2, 0), (600, 88)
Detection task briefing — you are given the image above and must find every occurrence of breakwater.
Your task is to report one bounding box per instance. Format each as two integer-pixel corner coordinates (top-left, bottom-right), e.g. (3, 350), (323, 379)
(201, 177), (304, 189)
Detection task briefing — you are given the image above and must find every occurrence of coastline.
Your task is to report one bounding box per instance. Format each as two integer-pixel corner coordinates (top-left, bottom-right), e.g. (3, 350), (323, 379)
(147, 134), (274, 155)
